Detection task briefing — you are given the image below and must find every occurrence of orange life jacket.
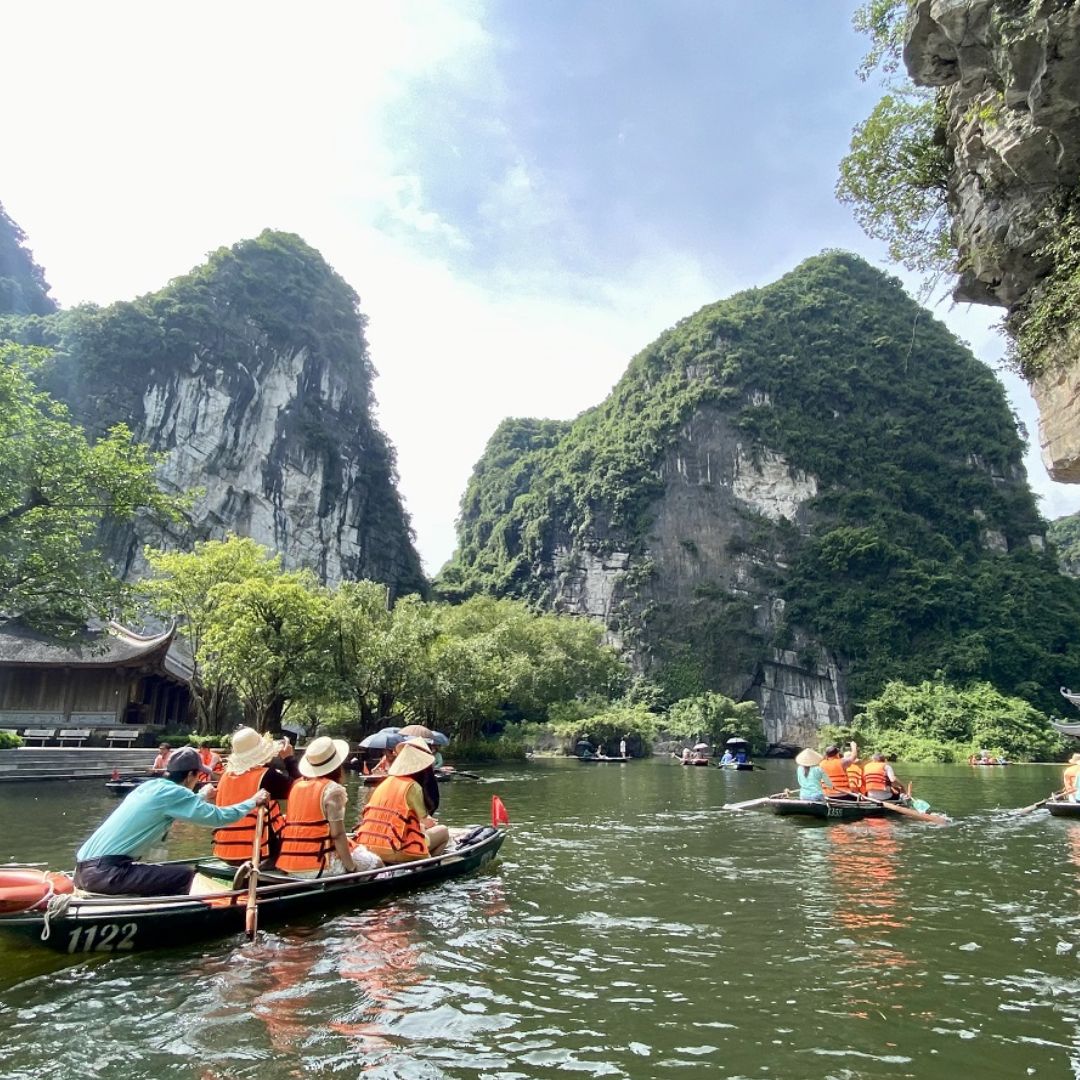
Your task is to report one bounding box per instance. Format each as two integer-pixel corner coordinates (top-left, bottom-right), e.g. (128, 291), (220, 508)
(199, 747), (223, 774)
(277, 778), (334, 872)
(1064, 764), (1080, 793)
(862, 760), (892, 790)
(845, 763), (865, 795)
(212, 767), (284, 861)
(820, 756), (850, 792)
(354, 775), (428, 859)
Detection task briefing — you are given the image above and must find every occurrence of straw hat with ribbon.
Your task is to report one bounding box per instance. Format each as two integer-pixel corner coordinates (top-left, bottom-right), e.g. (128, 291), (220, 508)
(795, 748), (823, 767)
(299, 736), (351, 778)
(225, 727), (282, 774)
(388, 738), (434, 777)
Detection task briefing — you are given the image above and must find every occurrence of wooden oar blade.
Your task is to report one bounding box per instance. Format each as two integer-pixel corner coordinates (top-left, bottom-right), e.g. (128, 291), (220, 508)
(723, 790), (788, 810)
(877, 800), (949, 825)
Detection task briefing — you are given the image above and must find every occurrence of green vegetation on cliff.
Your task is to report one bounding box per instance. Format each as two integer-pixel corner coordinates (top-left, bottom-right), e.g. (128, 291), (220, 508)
(0, 203), (55, 317)
(1, 227), (426, 596)
(1048, 511), (1080, 578)
(440, 251), (1080, 714)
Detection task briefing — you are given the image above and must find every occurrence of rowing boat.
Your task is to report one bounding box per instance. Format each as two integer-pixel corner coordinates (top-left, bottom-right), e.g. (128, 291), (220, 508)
(0, 826), (505, 954)
(717, 762), (755, 771)
(1047, 796), (1080, 818)
(763, 797), (887, 820)
(361, 767), (457, 786)
(577, 755), (630, 764)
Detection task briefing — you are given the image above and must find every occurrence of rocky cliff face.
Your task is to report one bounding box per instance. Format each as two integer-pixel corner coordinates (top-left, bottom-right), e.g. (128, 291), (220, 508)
(45, 231), (426, 595)
(442, 253), (1069, 743)
(904, 0), (1080, 479)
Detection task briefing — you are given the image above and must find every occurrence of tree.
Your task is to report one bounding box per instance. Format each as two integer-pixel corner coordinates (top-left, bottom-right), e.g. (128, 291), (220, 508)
(0, 203), (56, 316)
(328, 583), (439, 733)
(666, 692), (766, 753)
(843, 678), (1068, 762)
(836, 90), (951, 277)
(142, 535), (283, 733)
(201, 570), (334, 733)
(0, 342), (177, 635)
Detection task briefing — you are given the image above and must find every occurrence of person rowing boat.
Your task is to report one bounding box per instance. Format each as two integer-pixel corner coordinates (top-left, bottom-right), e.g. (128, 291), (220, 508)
(75, 747), (270, 896)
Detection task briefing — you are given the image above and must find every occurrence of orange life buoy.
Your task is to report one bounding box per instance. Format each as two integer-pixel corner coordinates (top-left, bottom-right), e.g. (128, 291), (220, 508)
(0, 869), (54, 915)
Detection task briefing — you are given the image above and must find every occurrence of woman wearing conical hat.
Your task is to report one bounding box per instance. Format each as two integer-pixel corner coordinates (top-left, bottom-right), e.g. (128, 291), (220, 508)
(355, 739), (450, 864)
(794, 748), (837, 802)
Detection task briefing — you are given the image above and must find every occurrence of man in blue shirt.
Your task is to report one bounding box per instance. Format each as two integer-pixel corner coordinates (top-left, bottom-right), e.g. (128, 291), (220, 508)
(75, 746), (269, 896)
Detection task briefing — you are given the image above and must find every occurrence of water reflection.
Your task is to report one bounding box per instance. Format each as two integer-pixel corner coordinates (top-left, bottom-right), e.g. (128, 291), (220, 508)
(9, 762), (1080, 1077)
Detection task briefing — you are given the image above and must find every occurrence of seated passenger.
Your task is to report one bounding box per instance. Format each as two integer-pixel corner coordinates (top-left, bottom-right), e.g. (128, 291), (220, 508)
(819, 745), (855, 798)
(74, 747), (268, 896)
(862, 753), (901, 800)
(151, 742), (172, 773)
(719, 749), (736, 766)
(354, 740), (450, 864)
(212, 727), (299, 866)
(794, 748), (835, 801)
(277, 737), (367, 877)
(1063, 753), (1080, 802)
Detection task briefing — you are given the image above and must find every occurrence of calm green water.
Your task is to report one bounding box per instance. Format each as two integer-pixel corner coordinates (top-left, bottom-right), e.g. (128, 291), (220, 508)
(1, 759), (1080, 1079)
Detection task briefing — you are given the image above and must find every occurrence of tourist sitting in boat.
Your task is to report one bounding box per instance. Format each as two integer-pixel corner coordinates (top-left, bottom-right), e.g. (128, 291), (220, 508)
(1063, 753), (1080, 801)
(277, 737), (376, 877)
(844, 743), (865, 795)
(719, 748), (736, 766)
(819, 745), (856, 798)
(198, 744), (225, 776)
(354, 740), (449, 864)
(794, 748), (836, 801)
(212, 727), (299, 867)
(679, 747), (692, 763)
(151, 742), (172, 774)
(862, 753), (901, 800)
(74, 747), (270, 897)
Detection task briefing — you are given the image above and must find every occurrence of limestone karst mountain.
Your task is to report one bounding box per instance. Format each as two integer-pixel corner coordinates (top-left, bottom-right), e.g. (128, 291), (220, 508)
(440, 251), (1080, 745)
(1, 223), (425, 596)
(902, 1), (1080, 481)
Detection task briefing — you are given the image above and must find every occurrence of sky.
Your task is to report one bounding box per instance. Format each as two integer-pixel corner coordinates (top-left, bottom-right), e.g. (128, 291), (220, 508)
(5, 0), (1080, 572)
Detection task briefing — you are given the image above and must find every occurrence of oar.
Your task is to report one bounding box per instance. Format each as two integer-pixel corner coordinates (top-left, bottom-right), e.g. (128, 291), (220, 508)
(453, 770), (482, 780)
(1013, 789), (1067, 816)
(723, 790), (789, 810)
(873, 797), (949, 825)
(245, 805), (266, 940)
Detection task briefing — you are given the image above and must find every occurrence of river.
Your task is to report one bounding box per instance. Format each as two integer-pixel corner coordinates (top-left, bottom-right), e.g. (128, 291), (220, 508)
(1, 759), (1079, 1079)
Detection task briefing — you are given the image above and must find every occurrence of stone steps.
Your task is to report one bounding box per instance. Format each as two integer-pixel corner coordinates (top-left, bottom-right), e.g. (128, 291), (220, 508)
(0, 747), (156, 782)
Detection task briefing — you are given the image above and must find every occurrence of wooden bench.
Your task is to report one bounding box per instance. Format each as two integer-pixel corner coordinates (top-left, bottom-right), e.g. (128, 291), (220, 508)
(57, 728), (91, 747)
(21, 728), (56, 746)
(106, 729), (141, 747)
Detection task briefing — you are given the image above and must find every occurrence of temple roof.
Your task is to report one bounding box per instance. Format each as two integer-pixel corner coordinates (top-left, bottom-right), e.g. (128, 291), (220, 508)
(0, 621), (193, 683)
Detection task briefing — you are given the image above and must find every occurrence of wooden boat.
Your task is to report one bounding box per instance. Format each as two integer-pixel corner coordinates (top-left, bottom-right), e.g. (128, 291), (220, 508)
(717, 762), (755, 771)
(763, 796), (888, 821)
(361, 767), (456, 786)
(104, 775), (152, 796)
(1047, 796), (1080, 818)
(0, 826), (505, 954)
(577, 755), (630, 763)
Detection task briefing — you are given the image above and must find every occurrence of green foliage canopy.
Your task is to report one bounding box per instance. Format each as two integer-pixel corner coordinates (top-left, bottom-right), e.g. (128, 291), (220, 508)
(665, 692), (766, 754)
(1, 343), (178, 635)
(834, 678), (1068, 763)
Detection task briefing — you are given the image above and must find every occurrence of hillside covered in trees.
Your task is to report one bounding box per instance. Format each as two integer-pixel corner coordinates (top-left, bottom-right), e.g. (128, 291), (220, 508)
(0, 217), (425, 595)
(440, 252), (1080, 731)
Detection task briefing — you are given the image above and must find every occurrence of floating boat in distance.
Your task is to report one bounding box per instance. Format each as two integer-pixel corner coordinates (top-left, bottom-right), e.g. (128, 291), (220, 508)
(361, 767), (457, 786)
(0, 826), (505, 954)
(681, 757), (709, 767)
(717, 761), (755, 771)
(578, 755), (630, 763)
(104, 775), (153, 796)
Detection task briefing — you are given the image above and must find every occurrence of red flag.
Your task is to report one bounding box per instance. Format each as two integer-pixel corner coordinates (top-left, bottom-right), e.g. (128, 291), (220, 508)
(491, 795), (510, 827)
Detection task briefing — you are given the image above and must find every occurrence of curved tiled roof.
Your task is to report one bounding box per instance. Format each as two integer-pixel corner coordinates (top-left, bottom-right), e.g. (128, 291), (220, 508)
(0, 621), (191, 682)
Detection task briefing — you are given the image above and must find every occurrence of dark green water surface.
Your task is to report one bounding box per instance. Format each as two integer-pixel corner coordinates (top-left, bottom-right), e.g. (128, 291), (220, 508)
(2, 759), (1080, 1079)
